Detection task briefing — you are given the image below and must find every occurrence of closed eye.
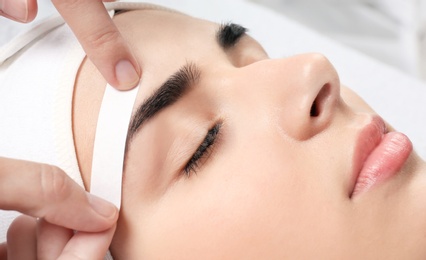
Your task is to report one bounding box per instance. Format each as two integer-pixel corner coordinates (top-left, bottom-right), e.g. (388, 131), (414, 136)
(184, 123), (222, 177)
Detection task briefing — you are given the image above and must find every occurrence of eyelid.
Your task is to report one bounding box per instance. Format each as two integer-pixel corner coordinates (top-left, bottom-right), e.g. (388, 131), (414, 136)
(183, 122), (223, 177)
(165, 123), (208, 171)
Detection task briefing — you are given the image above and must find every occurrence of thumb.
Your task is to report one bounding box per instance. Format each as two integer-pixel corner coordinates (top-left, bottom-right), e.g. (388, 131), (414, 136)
(0, 0), (37, 23)
(58, 225), (117, 260)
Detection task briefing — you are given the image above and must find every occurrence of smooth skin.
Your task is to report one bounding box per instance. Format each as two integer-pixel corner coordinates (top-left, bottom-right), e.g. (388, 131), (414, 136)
(73, 10), (426, 259)
(3, 7), (426, 259)
(0, 0), (140, 258)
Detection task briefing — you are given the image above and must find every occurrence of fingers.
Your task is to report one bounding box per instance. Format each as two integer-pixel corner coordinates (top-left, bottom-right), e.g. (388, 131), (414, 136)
(0, 157), (118, 232)
(58, 225), (116, 260)
(51, 0), (140, 90)
(6, 215), (37, 260)
(0, 0), (140, 89)
(7, 217), (115, 260)
(0, 242), (7, 260)
(0, 0), (37, 23)
(37, 218), (73, 260)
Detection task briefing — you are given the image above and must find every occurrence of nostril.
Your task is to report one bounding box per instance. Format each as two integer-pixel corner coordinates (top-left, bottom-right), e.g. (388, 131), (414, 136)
(310, 100), (319, 117)
(310, 84), (331, 118)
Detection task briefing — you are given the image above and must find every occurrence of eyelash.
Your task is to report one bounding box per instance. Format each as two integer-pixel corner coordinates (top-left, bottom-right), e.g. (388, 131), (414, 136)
(184, 123), (222, 177)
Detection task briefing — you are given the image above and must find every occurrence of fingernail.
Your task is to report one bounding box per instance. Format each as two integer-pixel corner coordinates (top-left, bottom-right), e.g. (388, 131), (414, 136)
(87, 194), (117, 219)
(2, 0), (28, 22)
(115, 60), (140, 89)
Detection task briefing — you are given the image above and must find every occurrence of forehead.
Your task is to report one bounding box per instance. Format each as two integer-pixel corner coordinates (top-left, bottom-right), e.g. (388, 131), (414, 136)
(115, 9), (220, 55)
(114, 9), (228, 106)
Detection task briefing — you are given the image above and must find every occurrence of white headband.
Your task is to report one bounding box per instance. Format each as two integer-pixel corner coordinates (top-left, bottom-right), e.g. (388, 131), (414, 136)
(0, 2), (179, 65)
(90, 84), (139, 209)
(88, 1), (180, 208)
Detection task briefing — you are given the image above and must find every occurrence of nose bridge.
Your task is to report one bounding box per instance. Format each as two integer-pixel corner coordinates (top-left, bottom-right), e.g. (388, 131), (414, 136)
(262, 53), (339, 96)
(233, 53), (340, 141)
(240, 53), (338, 96)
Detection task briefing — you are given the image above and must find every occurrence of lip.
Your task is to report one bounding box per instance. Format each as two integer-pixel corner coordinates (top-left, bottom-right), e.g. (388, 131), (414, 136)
(350, 116), (413, 198)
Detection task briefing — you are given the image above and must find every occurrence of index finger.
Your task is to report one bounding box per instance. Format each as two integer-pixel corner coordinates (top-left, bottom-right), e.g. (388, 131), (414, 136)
(52, 0), (140, 90)
(0, 157), (118, 232)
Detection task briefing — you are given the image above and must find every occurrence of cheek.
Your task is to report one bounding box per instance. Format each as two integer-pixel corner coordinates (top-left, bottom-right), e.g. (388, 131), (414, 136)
(114, 115), (355, 258)
(138, 163), (293, 258)
(127, 141), (344, 258)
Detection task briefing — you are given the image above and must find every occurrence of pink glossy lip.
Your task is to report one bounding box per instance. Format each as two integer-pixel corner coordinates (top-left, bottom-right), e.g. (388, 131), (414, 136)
(350, 116), (413, 198)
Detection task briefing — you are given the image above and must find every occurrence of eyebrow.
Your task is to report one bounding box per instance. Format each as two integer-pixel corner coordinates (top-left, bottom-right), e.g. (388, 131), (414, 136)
(127, 63), (200, 142)
(126, 22), (247, 143)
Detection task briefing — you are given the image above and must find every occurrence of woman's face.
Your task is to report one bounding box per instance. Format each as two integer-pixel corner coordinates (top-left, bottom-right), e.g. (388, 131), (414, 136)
(76, 9), (426, 259)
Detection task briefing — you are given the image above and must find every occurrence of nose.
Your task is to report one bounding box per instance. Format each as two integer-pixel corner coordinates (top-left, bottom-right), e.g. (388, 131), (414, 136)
(240, 53), (341, 140)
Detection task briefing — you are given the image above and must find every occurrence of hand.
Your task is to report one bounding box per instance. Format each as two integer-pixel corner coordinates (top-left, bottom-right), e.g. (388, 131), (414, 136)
(0, 157), (119, 259)
(0, 0), (141, 90)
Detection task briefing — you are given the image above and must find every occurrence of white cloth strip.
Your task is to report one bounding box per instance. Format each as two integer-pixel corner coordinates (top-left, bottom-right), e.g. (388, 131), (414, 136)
(90, 84), (139, 209)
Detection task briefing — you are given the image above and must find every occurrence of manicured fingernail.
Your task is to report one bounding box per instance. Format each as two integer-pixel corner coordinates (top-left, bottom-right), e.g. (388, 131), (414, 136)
(115, 60), (140, 89)
(2, 0), (28, 22)
(87, 194), (117, 219)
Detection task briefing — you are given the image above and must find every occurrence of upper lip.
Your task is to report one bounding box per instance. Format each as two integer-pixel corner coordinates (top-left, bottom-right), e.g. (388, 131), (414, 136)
(349, 115), (387, 197)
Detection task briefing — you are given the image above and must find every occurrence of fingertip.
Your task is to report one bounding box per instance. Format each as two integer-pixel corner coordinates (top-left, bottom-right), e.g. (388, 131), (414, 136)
(7, 215), (36, 241)
(0, 242), (7, 260)
(7, 215), (37, 260)
(0, 0), (38, 23)
(87, 193), (119, 222)
(114, 59), (141, 90)
(52, 0), (141, 91)
(36, 219), (73, 260)
(25, 0), (38, 23)
(58, 225), (117, 260)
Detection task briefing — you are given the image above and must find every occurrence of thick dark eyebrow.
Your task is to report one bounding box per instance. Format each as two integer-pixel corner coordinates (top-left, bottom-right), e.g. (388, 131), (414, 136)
(126, 63), (201, 142)
(125, 23), (247, 145)
(216, 22), (247, 49)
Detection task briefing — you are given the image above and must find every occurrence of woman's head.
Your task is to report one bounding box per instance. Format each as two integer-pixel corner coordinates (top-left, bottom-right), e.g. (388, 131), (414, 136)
(72, 8), (426, 259)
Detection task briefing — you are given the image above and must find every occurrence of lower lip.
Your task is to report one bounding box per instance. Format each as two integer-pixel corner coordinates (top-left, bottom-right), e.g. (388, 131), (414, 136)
(352, 131), (413, 197)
